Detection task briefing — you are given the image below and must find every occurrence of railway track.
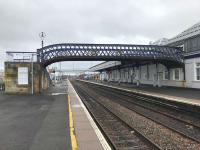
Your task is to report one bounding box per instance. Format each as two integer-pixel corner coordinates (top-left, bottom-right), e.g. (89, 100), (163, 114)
(72, 81), (162, 150)
(94, 84), (200, 125)
(86, 83), (200, 143)
(72, 80), (200, 149)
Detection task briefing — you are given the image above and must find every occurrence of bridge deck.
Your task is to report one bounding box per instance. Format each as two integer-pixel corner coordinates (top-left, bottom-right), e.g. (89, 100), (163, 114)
(37, 43), (183, 67)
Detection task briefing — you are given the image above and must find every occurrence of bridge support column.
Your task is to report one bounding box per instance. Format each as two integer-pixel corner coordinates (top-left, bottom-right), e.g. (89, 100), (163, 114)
(136, 66), (140, 86)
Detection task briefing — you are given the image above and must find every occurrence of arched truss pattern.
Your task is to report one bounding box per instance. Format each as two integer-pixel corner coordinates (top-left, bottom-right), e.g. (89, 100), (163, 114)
(37, 43), (184, 67)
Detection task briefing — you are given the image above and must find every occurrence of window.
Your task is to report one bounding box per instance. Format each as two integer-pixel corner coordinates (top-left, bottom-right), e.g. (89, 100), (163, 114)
(196, 63), (200, 80)
(192, 38), (198, 49)
(143, 73), (147, 80)
(186, 37), (200, 52)
(139, 67), (141, 79)
(147, 65), (149, 80)
(173, 69), (180, 80)
(164, 71), (170, 80)
(18, 67), (28, 85)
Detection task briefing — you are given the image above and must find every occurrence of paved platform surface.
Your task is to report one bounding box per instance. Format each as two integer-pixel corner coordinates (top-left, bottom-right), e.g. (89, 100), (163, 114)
(68, 80), (110, 150)
(84, 80), (200, 106)
(102, 81), (200, 100)
(0, 82), (71, 150)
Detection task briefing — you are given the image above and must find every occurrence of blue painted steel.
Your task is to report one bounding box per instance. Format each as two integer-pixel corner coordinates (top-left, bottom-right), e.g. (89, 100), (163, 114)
(37, 43), (184, 66)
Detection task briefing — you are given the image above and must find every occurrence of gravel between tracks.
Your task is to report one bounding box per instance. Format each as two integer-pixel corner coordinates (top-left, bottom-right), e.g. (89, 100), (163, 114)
(92, 85), (200, 142)
(102, 98), (200, 150)
(76, 81), (200, 150)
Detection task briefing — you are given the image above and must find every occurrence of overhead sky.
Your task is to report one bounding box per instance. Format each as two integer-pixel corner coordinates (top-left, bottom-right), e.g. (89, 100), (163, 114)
(0, 0), (200, 70)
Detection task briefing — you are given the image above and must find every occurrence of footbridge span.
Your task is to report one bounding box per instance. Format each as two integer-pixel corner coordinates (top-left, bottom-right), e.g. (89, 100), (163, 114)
(37, 43), (184, 67)
(5, 43), (184, 94)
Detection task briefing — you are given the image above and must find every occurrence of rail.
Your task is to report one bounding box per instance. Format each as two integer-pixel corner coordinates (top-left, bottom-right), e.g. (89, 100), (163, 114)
(72, 80), (163, 150)
(74, 80), (200, 149)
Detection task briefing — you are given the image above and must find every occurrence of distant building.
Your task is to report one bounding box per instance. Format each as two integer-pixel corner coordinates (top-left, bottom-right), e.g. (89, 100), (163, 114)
(165, 22), (200, 88)
(165, 22), (200, 52)
(91, 21), (200, 89)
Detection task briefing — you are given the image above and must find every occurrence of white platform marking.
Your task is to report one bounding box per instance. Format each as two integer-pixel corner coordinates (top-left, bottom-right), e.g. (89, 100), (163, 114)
(51, 93), (67, 96)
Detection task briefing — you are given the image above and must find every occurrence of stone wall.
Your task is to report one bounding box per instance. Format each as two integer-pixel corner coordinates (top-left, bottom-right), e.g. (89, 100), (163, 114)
(4, 62), (50, 94)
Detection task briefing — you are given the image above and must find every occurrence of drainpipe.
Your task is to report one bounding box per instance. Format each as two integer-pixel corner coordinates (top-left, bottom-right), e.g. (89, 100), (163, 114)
(136, 66), (140, 86)
(156, 63), (158, 87)
(183, 63), (186, 87)
(41, 70), (44, 90)
(31, 54), (34, 95)
(183, 64), (186, 81)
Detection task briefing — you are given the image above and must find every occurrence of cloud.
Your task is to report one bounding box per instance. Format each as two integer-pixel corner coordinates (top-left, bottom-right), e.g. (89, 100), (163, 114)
(0, 0), (200, 69)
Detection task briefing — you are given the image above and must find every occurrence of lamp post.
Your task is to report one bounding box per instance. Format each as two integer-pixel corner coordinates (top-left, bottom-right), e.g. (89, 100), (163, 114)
(39, 32), (46, 48)
(39, 32), (46, 90)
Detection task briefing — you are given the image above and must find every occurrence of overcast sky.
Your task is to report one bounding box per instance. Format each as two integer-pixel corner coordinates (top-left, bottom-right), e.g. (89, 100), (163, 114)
(0, 0), (200, 70)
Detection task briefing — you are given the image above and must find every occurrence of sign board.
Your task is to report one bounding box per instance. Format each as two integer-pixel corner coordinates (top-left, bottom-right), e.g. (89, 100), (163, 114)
(18, 67), (29, 85)
(6, 52), (37, 62)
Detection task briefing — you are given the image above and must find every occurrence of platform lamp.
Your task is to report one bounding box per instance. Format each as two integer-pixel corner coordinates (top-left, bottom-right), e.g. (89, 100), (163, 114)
(37, 32), (46, 93)
(39, 32), (46, 48)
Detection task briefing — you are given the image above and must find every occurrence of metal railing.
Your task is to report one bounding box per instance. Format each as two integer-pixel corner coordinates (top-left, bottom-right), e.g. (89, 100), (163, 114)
(37, 43), (184, 67)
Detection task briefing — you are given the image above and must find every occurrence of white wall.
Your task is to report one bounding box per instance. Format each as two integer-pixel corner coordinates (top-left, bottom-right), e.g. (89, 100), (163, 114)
(97, 59), (200, 89)
(99, 63), (186, 88)
(137, 64), (184, 87)
(100, 71), (109, 81)
(185, 57), (200, 88)
(90, 61), (121, 71)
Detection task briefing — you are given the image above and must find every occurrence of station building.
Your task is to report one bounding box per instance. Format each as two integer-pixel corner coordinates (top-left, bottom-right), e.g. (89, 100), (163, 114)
(90, 22), (200, 89)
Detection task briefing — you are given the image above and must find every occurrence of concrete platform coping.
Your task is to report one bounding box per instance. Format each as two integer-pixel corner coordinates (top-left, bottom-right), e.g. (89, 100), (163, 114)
(78, 80), (200, 107)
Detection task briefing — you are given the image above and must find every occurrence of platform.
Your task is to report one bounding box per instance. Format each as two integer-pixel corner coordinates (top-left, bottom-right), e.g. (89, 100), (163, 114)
(80, 80), (200, 106)
(0, 80), (111, 150)
(0, 82), (70, 150)
(67, 80), (111, 150)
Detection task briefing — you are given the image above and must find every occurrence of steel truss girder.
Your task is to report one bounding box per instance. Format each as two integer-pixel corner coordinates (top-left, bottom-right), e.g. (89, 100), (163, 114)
(37, 43), (184, 66)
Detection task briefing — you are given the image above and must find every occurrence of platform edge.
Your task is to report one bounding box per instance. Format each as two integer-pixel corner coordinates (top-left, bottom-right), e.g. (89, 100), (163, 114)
(68, 80), (112, 150)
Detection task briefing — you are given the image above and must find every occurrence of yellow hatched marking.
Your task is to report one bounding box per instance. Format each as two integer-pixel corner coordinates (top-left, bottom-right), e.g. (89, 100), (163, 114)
(68, 95), (78, 150)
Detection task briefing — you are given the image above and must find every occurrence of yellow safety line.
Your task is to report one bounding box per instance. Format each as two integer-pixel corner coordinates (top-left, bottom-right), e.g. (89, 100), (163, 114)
(68, 95), (78, 150)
